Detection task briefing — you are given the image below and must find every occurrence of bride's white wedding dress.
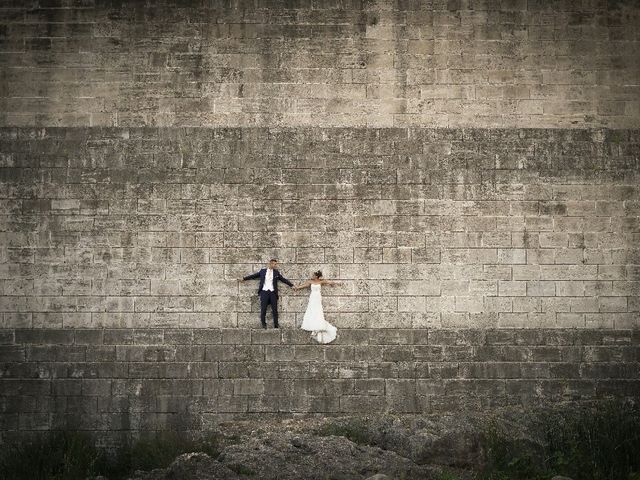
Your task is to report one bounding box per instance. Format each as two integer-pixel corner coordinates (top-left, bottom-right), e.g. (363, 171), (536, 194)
(300, 283), (337, 344)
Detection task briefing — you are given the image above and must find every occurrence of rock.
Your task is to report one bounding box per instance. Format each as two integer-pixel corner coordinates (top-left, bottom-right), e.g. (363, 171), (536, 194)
(126, 452), (240, 480)
(214, 431), (439, 480)
(405, 415), (484, 468)
(551, 476), (574, 480)
(123, 432), (439, 480)
(290, 436), (307, 449)
(115, 407), (556, 480)
(322, 413), (485, 469)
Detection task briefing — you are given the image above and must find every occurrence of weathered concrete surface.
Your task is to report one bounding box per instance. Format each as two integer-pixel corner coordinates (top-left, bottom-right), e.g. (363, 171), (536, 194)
(1, 1), (639, 128)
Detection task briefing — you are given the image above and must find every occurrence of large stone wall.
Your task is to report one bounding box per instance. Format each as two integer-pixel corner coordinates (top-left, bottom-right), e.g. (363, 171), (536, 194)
(0, 126), (639, 445)
(0, 0), (639, 446)
(0, 0), (639, 128)
(2, 326), (638, 443)
(1, 127), (638, 329)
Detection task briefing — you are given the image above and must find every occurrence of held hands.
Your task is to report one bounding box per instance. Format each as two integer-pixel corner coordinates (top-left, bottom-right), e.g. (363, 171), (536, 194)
(291, 281), (342, 290)
(237, 278), (342, 289)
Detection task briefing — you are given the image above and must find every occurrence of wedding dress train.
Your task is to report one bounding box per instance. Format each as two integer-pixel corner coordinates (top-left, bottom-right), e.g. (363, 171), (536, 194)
(300, 283), (337, 344)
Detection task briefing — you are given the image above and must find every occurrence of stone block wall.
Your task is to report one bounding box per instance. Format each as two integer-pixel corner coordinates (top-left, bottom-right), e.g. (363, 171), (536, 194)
(1, 327), (638, 443)
(0, 0), (638, 128)
(1, 126), (639, 446)
(0, 0), (639, 446)
(1, 127), (638, 329)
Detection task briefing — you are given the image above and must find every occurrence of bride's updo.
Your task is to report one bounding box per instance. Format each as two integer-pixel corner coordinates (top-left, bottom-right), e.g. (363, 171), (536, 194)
(313, 270), (322, 279)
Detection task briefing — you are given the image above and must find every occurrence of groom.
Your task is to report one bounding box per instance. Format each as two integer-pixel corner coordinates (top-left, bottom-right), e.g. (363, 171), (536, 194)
(239, 258), (294, 329)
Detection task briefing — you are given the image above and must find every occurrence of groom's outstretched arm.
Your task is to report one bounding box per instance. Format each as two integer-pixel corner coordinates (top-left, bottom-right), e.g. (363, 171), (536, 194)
(279, 274), (294, 288)
(241, 271), (261, 281)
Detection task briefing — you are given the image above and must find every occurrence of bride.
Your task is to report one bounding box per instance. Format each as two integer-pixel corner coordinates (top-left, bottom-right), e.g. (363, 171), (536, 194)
(293, 270), (341, 344)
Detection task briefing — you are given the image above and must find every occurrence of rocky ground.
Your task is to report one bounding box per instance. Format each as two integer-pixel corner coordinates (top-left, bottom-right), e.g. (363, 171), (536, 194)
(79, 400), (638, 480)
(90, 409), (540, 480)
(86, 406), (583, 480)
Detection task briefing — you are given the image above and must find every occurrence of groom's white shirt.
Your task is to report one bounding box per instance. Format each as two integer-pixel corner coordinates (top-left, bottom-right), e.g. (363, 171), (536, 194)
(262, 268), (274, 291)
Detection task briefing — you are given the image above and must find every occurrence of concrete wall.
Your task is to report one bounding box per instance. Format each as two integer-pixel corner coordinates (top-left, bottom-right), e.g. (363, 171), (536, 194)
(0, 0), (639, 446)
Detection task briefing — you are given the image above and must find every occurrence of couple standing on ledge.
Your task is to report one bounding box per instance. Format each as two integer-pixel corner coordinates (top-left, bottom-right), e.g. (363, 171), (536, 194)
(238, 259), (341, 344)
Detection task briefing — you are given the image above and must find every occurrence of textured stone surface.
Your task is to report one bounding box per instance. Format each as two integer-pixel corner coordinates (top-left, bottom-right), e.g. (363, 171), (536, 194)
(100, 410), (514, 479)
(0, 325), (639, 444)
(75, 406), (629, 479)
(0, 1), (639, 128)
(0, 127), (639, 442)
(0, 0), (639, 446)
(0, 127), (638, 330)
(127, 452), (241, 480)
(124, 431), (445, 480)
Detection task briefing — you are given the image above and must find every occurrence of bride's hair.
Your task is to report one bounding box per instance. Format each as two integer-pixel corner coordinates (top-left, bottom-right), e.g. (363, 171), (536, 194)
(313, 270), (322, 279)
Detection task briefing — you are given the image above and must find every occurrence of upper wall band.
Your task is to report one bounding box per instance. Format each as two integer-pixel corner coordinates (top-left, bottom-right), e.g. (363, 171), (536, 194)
(0, 0), (639, 128)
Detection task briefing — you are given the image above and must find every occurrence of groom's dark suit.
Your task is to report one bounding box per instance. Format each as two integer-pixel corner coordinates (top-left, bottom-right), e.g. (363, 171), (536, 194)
(243, 268), (293, 328)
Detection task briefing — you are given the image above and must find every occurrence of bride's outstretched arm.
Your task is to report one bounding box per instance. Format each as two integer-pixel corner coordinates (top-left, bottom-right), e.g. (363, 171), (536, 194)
(293, 280), (311, 290)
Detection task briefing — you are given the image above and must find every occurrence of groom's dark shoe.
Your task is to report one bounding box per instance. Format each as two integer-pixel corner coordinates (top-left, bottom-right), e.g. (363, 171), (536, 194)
(261, 323), (267, 329)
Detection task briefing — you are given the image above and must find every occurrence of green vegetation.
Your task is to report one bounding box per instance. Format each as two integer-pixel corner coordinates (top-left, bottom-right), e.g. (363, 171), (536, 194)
(435, 472), (463, 480)
(480, 400), (640, 480)
(0, 429), (221, 480)
(314, 417), (375, 446)
(0, 430), (99, 480)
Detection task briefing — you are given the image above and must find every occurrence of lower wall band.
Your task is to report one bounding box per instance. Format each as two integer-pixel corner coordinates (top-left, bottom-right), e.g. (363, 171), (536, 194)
(1, 327), (638, 444)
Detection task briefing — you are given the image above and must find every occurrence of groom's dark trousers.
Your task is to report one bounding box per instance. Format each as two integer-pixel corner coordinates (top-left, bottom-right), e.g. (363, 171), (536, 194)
(259, 290), (279, 328)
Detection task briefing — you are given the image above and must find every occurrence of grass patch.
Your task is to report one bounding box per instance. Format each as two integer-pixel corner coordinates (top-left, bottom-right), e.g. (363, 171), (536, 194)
(0, 429), (222, 480)
(100, 429), (221, 478)
(435, 473), (463, 480)
(0, 430), (100, 480)
(480, 399), (640, 480)
(315, 417), (376, 446)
